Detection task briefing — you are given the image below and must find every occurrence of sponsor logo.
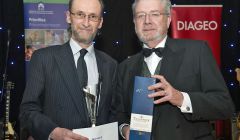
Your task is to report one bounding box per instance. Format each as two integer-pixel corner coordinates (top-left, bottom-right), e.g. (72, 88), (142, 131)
(38, 2), (45, 11)
(177, 21), (218, 31)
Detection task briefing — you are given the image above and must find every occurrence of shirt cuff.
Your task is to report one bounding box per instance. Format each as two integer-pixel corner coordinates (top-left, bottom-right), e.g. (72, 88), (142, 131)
(178, 92), (193, 113)
(119, 123), (129, 139)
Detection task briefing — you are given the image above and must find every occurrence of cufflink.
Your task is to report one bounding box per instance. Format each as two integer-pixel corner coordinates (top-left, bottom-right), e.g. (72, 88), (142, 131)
(186, 106), (190, 111)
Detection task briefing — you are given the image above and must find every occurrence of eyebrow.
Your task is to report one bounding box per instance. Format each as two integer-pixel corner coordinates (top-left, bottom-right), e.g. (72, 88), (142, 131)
(150, 10), (162, 13)
(71, 10), (98, 15)
(135, 10), (162, 14)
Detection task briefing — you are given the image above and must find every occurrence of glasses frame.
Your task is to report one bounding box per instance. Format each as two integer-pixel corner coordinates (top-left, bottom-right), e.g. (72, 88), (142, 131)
(134, 11), (170, 21)
(69, 11), (101, 22)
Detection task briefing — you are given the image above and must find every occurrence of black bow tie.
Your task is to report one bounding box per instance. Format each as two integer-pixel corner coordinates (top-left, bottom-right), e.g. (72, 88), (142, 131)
(142, 48), (164, 57)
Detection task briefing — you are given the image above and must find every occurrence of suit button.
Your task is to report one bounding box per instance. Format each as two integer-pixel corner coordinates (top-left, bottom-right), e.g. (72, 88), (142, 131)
(176, 124), (180, 128)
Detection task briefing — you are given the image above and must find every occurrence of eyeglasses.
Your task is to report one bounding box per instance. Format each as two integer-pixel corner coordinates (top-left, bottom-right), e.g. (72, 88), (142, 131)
(70, 11), (101, 22)
(134, 11), (169, 21)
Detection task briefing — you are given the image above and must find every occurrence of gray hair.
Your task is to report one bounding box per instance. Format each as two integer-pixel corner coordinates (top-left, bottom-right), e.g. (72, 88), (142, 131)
(68, 0), (105, 16)
(132, 0), (172, 15)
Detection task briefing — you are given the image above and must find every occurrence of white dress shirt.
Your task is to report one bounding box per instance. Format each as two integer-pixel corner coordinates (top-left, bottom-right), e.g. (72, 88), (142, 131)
(70, 38), (99, 85)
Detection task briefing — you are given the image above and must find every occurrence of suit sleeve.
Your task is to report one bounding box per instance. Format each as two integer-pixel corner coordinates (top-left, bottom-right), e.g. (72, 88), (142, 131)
(109, 62), (119, 122)
(114, 62), (131, 125)
(19, 50), (58, 140)
(185, 42), (235, 120)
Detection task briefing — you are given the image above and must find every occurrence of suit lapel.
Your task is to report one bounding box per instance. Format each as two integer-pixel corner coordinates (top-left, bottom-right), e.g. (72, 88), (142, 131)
(129, 52), (144, 78)
(160, 38), (185, 84)
(54, 43), (90, 124)
(152, 38), (186, 130)
(94, 50), (107, 113)
(127, 53), (144, 109)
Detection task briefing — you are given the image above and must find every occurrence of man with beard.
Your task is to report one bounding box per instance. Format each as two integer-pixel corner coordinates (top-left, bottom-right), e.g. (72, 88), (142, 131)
(20, 0), (117, 139)
(116, 0), (234, 140)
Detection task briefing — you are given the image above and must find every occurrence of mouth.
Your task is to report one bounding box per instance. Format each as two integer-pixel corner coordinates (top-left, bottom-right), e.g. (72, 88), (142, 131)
(79, 27), (92, 32)
(80, 29), (92, 32)
(143, 28), (155, 32)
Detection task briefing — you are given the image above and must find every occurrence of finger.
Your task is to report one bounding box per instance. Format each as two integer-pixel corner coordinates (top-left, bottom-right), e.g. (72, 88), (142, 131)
(126, 129), (130, 140)
(80, 136), (89, 140)
(148, 82), (165, 90)
(148, 90), (166, 98)
(153, 95), (169, 104)
(151, 75), (169, 86)
(151, 75), (164, 82)
(69, 131), (88, 140)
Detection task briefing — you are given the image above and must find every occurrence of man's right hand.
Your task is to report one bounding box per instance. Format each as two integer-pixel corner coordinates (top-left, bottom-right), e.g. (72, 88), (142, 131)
(122, 125), (130, 140)
(50, 127), (88, 140)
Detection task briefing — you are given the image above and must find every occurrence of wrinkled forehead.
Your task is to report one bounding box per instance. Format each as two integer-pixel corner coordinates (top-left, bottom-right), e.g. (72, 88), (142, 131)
(134, 0), (165, 13)
(71, 0), (102, 14)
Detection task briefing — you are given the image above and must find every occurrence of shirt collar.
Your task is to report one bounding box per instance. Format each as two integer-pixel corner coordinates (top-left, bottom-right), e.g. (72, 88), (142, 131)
(143, 36), (168, 49)
(69, 38), (95, 55)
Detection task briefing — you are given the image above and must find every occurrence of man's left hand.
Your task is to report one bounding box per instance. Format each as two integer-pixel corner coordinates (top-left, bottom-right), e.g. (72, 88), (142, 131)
(148, 75), (183, 107)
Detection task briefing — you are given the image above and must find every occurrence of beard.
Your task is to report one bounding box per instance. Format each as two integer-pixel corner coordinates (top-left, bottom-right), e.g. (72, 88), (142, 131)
(71, 26), (97, 45)
(135, 25), (168, 44)
(139, 32), (162, 43)
(137, 29), (166, 44)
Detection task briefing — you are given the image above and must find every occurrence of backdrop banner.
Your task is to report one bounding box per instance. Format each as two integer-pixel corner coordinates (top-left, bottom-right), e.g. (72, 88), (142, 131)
(170, 5), (223, 138)
(23, 0), (69, 61)
(171, 5), (222, 66)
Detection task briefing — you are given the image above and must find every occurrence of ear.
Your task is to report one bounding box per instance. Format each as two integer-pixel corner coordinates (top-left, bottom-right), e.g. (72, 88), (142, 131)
(167, 15), (171, 28)
(98, 17), (103, 29)
(133, 18), (136, 25)
(66, 11), (71, 24)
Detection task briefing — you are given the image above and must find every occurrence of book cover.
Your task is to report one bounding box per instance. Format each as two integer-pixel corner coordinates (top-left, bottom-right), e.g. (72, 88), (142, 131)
(130, 76), (156, 140)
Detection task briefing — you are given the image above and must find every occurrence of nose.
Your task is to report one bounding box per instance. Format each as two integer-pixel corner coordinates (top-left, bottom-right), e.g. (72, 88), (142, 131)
(144, 14), (152, 24)
(82, 16), (90, 27)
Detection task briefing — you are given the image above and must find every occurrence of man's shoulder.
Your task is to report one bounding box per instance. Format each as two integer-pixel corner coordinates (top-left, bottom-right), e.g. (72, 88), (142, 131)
(120, 52), (142, 66)
(34, 43), (67, 55)
(95, 49), (117, 65)
(31, 43), (68, 61)
(169, 38), (207, 46)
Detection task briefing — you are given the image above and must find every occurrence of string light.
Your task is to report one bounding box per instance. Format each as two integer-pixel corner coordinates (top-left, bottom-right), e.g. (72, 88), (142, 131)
(230, 43), (235, 48)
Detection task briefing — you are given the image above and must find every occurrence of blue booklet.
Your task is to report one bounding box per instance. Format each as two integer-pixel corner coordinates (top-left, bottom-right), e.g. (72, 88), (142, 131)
(129, 76), (156, 140)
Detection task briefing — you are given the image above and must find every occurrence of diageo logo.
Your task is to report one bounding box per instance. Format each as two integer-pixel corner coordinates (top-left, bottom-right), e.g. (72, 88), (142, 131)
(177, 21), (218, 31)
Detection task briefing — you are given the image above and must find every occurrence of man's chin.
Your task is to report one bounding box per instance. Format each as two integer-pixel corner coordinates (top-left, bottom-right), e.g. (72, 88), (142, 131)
(140, 36), (156, 42)
(76, 37), (93, 45)
(141, 34), (162, 42)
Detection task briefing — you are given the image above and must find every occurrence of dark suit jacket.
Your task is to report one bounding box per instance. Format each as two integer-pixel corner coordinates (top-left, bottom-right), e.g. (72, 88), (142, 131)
(20, 42), (118, 140)
(116, 38), (235, 140)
